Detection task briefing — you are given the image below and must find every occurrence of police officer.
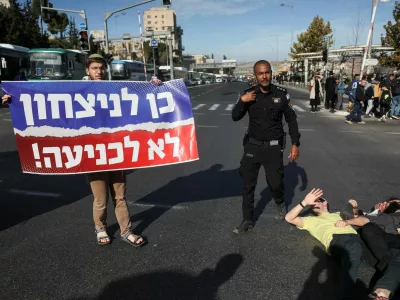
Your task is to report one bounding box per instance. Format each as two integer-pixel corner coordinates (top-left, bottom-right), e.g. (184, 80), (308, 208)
(232, 60), (301, 234)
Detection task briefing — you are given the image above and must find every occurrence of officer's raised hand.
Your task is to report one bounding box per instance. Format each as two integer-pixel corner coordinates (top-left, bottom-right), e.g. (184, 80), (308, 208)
(240, 90), (256, 102)
(288, 145), (299, 162)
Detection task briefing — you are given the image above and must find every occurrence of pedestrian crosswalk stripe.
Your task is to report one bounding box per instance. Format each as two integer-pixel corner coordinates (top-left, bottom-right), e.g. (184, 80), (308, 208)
(225, 104), (234, 111)
(191, 103), (307, 112)
(193, 104), (206, 110)
(292, 105), (305, 112)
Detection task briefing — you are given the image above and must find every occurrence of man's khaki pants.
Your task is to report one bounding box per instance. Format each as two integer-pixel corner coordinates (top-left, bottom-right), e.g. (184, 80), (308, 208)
(87, 171), (131, 236)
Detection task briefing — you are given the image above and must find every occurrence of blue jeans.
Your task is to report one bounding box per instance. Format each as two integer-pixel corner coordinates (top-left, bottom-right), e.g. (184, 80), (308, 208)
(346, 101), (362, 122)
(390, 95), (400, 116)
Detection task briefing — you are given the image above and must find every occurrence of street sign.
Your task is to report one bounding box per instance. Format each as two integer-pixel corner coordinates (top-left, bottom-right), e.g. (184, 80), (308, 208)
(79, 22), (86, 30)
(150, 38), (158, 48)
(365, 58), (379, 66)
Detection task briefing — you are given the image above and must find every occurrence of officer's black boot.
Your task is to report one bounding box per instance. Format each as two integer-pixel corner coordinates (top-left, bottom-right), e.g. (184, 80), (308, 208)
(275, 202), (286, 221)
(233, 220), (254, 235)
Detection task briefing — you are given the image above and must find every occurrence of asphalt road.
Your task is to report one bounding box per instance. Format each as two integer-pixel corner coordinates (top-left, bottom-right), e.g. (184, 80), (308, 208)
(1, 82), (400, 300)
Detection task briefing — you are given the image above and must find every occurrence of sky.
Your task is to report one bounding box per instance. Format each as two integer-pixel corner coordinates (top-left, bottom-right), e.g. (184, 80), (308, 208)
(46, 0), (397, 63)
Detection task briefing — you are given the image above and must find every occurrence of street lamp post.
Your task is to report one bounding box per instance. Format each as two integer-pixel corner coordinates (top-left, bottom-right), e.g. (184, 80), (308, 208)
(361, 0), (391, 77)
(104, 0), (156, 80)
(270, 35), (280, 62)
(280, 3), (294, 48)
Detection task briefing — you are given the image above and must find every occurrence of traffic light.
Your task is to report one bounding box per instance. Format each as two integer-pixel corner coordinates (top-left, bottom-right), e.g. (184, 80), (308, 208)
(154, 47), (159, 64)
(79, 30), (89, 51)
(322, 49), (328, 63)
(162, 0), (172, 6)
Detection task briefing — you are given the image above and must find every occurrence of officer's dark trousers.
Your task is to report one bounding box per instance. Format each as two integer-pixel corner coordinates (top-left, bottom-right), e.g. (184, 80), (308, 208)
(239, 142), (284, 221)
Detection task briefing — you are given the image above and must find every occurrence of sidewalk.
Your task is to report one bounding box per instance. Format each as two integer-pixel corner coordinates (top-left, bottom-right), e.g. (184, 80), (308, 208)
(277, 82), (350, 116)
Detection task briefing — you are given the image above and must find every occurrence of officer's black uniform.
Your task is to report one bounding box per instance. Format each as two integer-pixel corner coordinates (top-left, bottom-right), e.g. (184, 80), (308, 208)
(232, 83), (301, 232)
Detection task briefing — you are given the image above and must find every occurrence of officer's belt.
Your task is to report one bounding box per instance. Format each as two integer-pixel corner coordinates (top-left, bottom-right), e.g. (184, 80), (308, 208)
(248, 138), (282, 146)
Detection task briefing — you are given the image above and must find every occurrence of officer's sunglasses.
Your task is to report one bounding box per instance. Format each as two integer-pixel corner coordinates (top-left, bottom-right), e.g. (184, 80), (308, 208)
(317, 197), (327, 203)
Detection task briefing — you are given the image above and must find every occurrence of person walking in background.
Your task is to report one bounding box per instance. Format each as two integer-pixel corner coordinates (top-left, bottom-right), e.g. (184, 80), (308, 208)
(325, 71), (336, 110)
(309, 72), (323, 113)
(345, 76), (366, 125)
(336, 78), (346, 110)
(364, 77), (375, 118)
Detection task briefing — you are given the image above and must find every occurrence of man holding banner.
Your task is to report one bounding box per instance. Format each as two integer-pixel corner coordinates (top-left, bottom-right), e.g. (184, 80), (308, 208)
(1, 54), (199, 247)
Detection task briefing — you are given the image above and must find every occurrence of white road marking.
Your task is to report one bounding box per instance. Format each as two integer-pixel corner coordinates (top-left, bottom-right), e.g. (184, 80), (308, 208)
(197, 125), (218, 128)
(128, 202), (188, 210)
(209, 104), (220, 110)
(385, 132), (400, 135)
(299, 128), (316, 132)
(339, 130), (362, 133)
(3, 119), (12, 121)
(193, 104), (206, 110)
(225, 104), (234, 111)
(293, 105), (305, 112)
(220, 113), (231, 116)
(7, 189), (61, 198)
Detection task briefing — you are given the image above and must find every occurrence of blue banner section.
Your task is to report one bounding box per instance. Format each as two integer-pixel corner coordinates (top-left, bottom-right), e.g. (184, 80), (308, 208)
(2, 79), (192, 131)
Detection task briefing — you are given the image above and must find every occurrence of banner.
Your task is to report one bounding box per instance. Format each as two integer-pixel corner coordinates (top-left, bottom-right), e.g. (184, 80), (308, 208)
(2, 79), (199, 175)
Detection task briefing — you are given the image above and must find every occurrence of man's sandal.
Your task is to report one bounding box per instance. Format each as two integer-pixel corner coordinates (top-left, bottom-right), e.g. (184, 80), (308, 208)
(95, 228), (111, 245)
(121, 231), (146, 248)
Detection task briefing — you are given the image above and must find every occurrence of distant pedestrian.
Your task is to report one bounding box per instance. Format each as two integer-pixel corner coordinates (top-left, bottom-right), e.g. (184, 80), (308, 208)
(345, 76), (366, 124)
(336, 78), (346, 110)
(325, 71), (336, 110)
(309, 72), (323, 113)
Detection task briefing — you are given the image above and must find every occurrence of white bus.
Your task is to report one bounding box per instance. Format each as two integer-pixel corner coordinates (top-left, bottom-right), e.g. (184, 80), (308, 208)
(0, 43), (30, 82)
(159, 66), (189, 83)
(188, 71), (202, 85)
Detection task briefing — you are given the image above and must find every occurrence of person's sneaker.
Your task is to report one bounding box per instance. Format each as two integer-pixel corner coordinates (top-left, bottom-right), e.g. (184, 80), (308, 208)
(275, 202), (286, 221)
(345, 120), (353, 124)
(233, 220), (254, 235)
(358, 121), (366, 124)
(392, 115), (399, 120)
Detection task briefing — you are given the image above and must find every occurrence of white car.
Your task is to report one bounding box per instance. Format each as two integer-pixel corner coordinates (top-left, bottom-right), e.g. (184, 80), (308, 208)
(216, 78), (223, 83)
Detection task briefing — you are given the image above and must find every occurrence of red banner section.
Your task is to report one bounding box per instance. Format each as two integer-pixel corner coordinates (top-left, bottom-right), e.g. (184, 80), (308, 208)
(16, 124), (198, 174)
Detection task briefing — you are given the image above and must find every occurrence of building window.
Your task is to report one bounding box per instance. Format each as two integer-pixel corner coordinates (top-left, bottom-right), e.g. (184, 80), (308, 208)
(162, 21), (164, 24)
(162, 15), (164, 18)
(162, 27), (165, 30)
(155, 15), (157, 18)
(147, 15), (151, 18)
(156, 28), (158, 30)
(148, 21), (151, 24)
(155, 21), (157, 24)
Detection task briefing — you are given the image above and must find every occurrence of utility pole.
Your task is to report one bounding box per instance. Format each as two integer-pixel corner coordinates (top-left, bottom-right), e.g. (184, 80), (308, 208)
(168, 32), (174, 79)
(270, 34), (280, 62)
(104, 0), (156, 80)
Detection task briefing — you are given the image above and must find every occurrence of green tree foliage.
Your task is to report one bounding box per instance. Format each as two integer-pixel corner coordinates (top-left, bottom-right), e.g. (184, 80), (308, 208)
(291, 16), (333, 57)
(144, 40), (168, 66)
(0, 0), (49, 48)
(46, 12), (69, 38)
(67, 17), (79, 49)
(89, 34), (99, 54)
(379, 0), (400, 68)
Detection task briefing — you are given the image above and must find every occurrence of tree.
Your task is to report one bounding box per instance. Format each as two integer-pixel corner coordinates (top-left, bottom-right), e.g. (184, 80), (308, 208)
(143, 41), (168, 66)
(67, 17), (79, 49)
(211, 53), (214, 59)
(379, 0), (400, 68)
(223, 54), (227, 60)
(45, 11), (69, 39)
(0, 0), (48, 48)
(348, 11), (364, 77)
(89, 34), (99, 54)
(291, 16), (333, 57)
